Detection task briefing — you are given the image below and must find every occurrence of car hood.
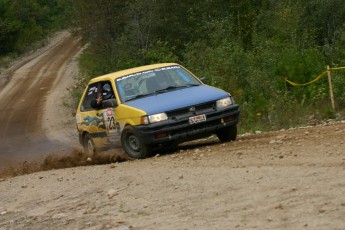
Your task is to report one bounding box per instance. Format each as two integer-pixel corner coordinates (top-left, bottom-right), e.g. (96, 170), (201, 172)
(124, 85), (229, 115)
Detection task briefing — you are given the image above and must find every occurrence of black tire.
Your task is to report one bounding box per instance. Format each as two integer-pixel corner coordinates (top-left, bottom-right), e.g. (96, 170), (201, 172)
(83, 133), (96, 157)
(216, 125), (237, 142)
(121, 126), (151, 159)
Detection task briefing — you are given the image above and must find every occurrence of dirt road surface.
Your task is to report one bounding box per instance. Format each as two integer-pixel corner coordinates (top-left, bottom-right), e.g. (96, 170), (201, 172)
(1, 32), (345, 230)
(0, 31), (82, 168)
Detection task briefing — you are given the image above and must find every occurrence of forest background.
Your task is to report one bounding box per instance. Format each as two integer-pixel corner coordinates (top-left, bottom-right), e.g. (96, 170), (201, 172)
(1, 0), (345, 133)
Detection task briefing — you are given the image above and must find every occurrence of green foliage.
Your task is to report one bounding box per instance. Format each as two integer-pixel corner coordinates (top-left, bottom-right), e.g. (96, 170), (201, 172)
(0, 0), (69, 57)
(140, 40), (178, 64)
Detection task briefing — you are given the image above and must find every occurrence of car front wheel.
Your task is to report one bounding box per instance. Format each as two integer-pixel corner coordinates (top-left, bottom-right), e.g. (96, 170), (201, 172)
(121, 126), (151, 159)
(216, 125), (237, 142)
(83, 133), (96, 157)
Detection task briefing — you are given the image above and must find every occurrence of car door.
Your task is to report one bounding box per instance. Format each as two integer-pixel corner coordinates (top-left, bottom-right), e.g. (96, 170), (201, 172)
(78, 81), (120, 148)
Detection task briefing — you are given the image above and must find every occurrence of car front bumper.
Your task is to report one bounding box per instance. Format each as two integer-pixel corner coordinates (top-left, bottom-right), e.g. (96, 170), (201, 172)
(134, 105), (240, 145)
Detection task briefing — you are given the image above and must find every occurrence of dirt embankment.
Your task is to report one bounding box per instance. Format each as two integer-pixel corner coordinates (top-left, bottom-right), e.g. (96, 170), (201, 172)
(1, 32), (345, 230)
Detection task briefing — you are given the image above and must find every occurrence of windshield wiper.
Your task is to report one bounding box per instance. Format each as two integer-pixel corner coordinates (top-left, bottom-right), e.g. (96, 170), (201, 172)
(184, 83), (200, 87)
(155, 86), (181, 93)
(125, 93), (155, 102)
(127, 84), (201, 100)
(155, 84), (200, 93)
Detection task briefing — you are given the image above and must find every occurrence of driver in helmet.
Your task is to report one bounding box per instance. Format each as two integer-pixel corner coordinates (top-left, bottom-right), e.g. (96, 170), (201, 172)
(92, 83), (114, 109)
(102, 83), (114, 100)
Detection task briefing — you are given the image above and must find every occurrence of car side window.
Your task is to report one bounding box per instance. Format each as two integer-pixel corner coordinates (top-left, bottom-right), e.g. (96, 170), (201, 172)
(81, 81), (116, 111)
(81, 83), (99, 111)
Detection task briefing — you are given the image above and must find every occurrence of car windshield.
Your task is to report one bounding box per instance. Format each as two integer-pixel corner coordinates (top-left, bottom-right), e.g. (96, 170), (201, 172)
(115, 65), (202, 102)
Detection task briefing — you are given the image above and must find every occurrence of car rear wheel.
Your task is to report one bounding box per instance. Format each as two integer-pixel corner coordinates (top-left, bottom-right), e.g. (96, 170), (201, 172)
(216, 125), (237, 142)
(83, 133), (96, 157)
(121, 126), (151, 159)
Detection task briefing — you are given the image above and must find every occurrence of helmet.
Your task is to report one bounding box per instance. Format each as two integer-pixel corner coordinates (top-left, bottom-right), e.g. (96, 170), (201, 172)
(102, 83), (113, 100)
(103, 83), (111, 93)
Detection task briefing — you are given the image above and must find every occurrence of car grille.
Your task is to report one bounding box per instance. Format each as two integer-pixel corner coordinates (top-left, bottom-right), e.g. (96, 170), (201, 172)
(166, 101), (217, 121)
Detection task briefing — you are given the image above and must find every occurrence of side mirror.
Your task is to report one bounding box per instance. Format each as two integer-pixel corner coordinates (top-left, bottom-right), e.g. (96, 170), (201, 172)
(102, 98), (118, 108)
(90, 98), (118, 109)
(90, 99), (101, 109)
(200, 77), (208, 84)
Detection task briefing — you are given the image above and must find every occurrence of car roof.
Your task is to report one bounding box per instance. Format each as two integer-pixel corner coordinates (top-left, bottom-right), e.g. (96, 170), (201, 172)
(89, 63), (179, 84)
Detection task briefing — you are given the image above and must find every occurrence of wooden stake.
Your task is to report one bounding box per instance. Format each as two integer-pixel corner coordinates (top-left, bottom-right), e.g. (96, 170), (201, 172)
(327, 65), (335, 110)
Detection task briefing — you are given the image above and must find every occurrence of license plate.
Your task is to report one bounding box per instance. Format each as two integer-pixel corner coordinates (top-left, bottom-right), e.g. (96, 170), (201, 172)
(189, 114), (206, 124)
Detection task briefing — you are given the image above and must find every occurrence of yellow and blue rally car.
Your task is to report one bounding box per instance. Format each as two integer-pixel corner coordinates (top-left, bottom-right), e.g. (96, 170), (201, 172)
(76, 63), (240, 159)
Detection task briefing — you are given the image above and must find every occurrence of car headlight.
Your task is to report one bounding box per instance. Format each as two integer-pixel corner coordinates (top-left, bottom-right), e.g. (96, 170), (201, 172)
(141, 113), (168, 124)
(216, 97), (233, 108)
